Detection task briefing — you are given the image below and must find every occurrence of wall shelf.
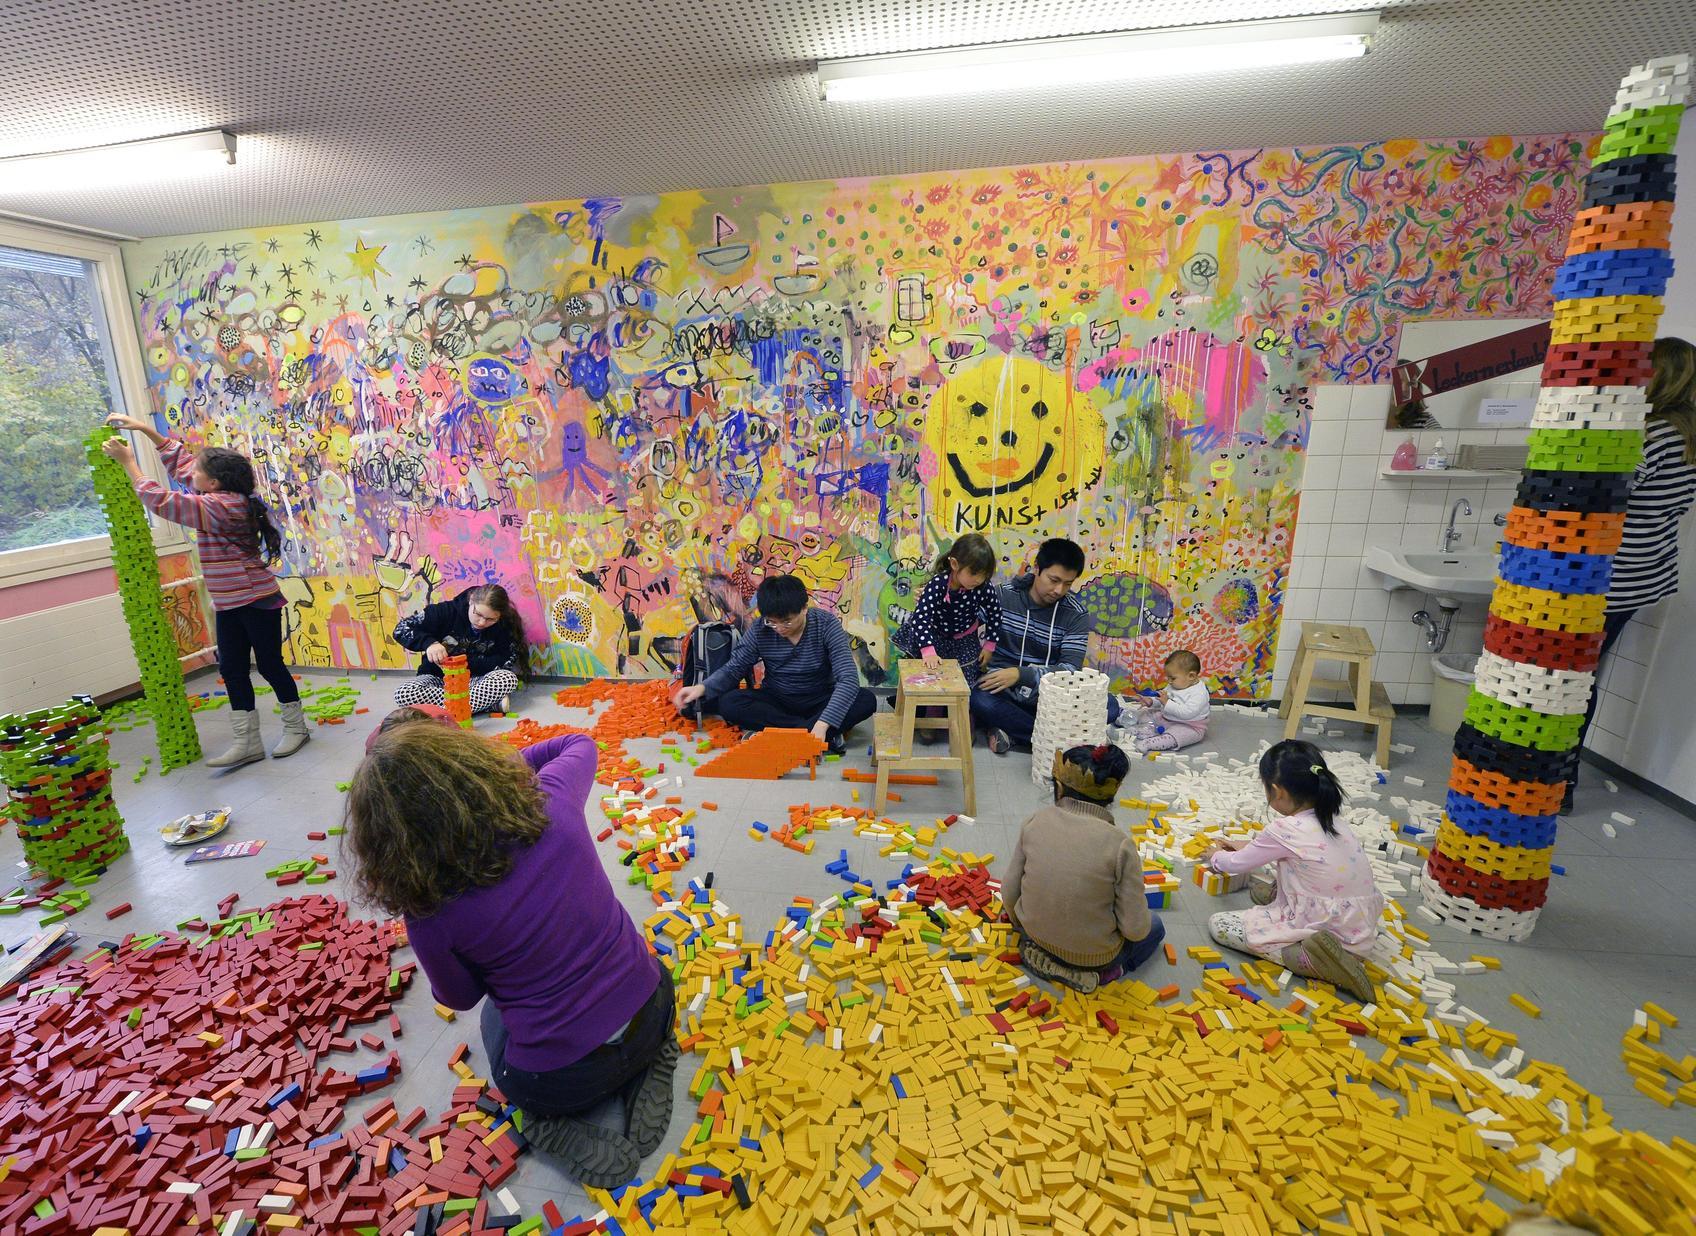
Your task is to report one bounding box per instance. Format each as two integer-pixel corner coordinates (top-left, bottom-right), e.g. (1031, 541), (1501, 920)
(1378, 468), (1517, 481)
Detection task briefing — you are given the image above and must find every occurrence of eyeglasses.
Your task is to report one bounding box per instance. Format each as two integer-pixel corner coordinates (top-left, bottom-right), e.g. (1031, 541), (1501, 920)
(762, 613), (802, 629)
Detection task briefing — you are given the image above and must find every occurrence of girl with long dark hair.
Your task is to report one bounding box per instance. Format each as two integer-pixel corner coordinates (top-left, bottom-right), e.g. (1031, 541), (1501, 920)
(101, 415), (305, 766)
(391, 583), (528, 713)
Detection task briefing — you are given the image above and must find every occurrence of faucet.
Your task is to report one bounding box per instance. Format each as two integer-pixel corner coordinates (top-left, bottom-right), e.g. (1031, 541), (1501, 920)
(1442, 498), (1473, 552)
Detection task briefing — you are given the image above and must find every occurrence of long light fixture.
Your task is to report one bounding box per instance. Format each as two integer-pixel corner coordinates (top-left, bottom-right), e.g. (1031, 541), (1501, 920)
(0, 129), (237, 194)
(817, 12), (1379, 102)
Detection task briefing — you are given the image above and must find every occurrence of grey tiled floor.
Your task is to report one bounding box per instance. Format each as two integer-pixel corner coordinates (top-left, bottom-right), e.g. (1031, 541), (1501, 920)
(7, 670), (1694, 1217)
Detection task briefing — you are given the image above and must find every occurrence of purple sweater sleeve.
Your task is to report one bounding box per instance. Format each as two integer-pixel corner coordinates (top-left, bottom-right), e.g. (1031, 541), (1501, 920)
(1209, 832), (1298, 874)
(521, 733), (598, 802)
(407, 918), (487, 1010)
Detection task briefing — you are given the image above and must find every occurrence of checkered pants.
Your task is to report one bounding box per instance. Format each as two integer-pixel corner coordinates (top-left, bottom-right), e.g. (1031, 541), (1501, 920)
(394, 669), (519, 714)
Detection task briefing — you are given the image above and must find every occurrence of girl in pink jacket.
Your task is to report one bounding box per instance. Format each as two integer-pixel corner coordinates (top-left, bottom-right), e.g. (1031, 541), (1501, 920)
(1202, 740), (1383, 1002)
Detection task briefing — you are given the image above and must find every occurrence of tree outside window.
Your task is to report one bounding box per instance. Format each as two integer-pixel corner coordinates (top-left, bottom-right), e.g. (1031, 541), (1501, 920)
(0, 244), (128, 553)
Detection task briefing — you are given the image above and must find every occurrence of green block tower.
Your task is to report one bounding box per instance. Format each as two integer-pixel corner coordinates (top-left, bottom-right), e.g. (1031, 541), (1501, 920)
(0, 696), (129, 881)
(86, 426), (203, 770)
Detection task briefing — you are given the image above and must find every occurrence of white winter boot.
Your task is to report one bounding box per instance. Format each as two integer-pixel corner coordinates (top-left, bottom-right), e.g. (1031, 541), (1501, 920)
(272, 700), (311, 758)
(206, 710), (264, 769)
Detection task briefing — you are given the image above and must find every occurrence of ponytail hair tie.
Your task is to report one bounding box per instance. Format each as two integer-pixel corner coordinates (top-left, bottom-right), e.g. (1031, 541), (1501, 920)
(1092, 744), (1110, 759)
(1310, 764), (1323, 774)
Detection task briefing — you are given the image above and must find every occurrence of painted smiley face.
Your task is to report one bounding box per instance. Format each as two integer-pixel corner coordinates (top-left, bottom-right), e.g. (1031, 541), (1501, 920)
(923, 355), (1107, 517)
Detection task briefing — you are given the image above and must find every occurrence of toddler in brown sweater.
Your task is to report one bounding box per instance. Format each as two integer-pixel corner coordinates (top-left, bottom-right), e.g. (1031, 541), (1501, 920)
(1000, 744), (1166, 994)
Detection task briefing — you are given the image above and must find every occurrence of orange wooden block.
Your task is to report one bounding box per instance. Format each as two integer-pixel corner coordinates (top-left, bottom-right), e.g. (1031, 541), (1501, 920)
(1163, 943), (1177, 966)
(841, 769), (938, 785)
(695, 728), (826, 780)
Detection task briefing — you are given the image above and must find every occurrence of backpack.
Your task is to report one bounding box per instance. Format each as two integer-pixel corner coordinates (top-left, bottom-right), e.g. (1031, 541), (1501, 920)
(677, 622), (744, 719)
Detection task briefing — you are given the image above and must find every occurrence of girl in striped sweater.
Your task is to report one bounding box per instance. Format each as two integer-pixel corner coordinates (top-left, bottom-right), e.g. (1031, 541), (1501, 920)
(101, 415), (305, 768)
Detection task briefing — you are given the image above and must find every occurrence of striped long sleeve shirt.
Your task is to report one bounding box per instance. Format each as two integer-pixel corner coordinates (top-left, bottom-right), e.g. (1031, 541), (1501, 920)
(133, 439), (282, 610)
(703, 608), (863, 729)
(1609, 419), (1696, 613)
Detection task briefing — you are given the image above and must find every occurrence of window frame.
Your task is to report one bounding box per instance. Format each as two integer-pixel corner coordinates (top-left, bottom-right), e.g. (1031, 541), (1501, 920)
(0, 217), (189, 587)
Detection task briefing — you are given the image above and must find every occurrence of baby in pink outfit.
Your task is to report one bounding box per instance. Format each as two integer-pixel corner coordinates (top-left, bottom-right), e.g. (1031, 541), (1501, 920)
(1202, 740), (1383, 1003)
(1131, 649), (1210, 752)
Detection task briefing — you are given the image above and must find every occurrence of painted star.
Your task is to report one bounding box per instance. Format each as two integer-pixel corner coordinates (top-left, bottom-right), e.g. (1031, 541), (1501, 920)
(311, 289), (326, 304)
(305, 229), (324, 249)
(457, 253), (474, 269)
(335, 294), (350, 312)
(247, 263), (260, 278)
(300, 256), (316, 272)
(408, 275), (426, 291)
(414, 235), (434, 254)
(346, 237), (389, 285)
(265, 238), (280, 253)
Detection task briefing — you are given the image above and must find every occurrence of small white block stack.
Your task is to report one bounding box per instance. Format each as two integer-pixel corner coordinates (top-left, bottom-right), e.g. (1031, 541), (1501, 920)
(1029, 669), (1111, 785)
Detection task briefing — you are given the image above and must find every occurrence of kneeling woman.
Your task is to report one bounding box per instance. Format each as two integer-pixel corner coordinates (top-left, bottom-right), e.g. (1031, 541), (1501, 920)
(346, 724), (676, 1187)
(391, 584), (527, 713)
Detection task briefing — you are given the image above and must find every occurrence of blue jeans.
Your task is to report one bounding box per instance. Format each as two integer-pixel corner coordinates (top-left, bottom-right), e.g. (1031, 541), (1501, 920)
(1103, 914), (1166, 980)
(969, 685), (1121, 745)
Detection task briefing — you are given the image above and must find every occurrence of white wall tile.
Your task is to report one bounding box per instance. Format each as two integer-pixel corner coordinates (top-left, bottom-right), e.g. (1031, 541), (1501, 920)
(1321, 557), (1365, 591)
(1344, 420), (1385, 456)
(1282, 588), (1321, 621)
(1294, 524), (1331, 557)
(1311, 385), (1352, 421)
(1375, 652), (1416, 685)
(1298, 490), (1335, 523)
(1308, 420), (1346, 456)
(1602, 656), (1646, 703)
(1302, 454), (1341, 491)
(1327, 522), (1367, 557)
(1350, 385), (1391, 422)
(1369, 489), (1409, 524)
(1585, 728), (1624, 761)
(1379, 615), (1423, 653)
(1350, 588), (1390, 622)
(1337, 458), (1378, 490)
(1404, 682), (1433, 706)
(1334, 491), (1372, 523)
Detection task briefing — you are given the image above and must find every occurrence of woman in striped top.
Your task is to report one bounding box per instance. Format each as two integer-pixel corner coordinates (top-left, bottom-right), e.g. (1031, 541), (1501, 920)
(1569, 337), (1696, 809)
(101, 415), (307, 768)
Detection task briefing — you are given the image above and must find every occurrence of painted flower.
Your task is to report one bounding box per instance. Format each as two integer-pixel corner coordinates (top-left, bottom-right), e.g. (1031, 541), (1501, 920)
(1483, 135), (1515, 159)
(1381, 138), (1418, 160)
(1524, 184), (1552, 210)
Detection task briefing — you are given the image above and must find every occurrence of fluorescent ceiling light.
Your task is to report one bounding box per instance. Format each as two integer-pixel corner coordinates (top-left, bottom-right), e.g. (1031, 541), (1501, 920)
(818, 12), (1379, 102)
(0, 129), (237, 194)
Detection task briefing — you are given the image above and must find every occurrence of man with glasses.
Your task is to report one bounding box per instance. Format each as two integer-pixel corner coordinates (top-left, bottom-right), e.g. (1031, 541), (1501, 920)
(675, 575), (876, 755)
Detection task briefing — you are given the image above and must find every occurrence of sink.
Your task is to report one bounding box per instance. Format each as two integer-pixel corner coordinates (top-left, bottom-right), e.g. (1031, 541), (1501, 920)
(1363, 546), (1498, 598)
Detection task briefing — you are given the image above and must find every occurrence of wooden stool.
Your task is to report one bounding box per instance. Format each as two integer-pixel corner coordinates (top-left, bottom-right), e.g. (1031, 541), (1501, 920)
(1279, 622), (1396, 767)
(872, 659), (976, 815)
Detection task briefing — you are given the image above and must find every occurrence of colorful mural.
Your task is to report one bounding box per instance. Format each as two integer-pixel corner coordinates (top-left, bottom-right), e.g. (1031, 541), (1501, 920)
(125, 133), (1594, 696)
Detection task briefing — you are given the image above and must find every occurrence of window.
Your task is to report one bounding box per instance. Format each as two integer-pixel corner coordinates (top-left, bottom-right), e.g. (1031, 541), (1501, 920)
(0, 220), (180, 584)
(0, 244), (125, 552)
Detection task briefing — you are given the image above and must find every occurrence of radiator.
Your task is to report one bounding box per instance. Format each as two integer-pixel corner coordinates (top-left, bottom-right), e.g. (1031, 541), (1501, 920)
(0, 592), (143, 714)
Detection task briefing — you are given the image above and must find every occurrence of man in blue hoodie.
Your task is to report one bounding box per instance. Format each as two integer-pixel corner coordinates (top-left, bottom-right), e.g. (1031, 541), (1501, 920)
(973, 538), (1121, 754)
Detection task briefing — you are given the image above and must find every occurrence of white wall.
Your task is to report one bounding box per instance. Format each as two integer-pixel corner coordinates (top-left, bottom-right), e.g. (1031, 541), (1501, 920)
(1279, 382), (1527, 705)
(1590, 111), (1696, 801)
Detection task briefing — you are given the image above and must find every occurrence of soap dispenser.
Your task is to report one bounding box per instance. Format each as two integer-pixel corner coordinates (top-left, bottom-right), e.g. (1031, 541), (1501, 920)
(1391, 436), (1419, 471)
(1425, 438), (1450, 470)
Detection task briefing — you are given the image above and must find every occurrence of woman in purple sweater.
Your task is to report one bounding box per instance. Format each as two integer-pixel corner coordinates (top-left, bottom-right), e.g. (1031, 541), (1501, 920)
(347, 723), (675, 1187)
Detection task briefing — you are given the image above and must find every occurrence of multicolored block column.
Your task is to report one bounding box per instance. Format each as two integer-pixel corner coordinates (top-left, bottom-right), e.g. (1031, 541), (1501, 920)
(86, 427), (203, 770)
(1420, 55), (1690, 941)
(0, 696), (129, 881)
(441, 654), (473, 728)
